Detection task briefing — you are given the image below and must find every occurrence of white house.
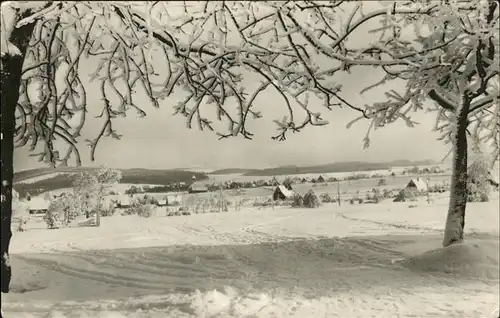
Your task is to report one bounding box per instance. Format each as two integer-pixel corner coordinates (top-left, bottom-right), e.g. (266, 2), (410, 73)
(27, 197), (50, 215)
(273, 185), (297, 200)
(405, 178), (429, 192)
(115, 195), (132, 208)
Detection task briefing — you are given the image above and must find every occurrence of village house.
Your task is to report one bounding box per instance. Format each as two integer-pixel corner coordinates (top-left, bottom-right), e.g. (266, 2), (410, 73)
(115, 195), (132, 209)
(405, 178), (429, 193)
(27, 196), (50, 215)
(273, 185), (297, 201)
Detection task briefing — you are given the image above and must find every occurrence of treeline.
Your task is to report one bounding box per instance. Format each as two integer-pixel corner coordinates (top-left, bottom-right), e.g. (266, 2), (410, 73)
(242, 160), (437, 176)
(124, 184), (191, 194)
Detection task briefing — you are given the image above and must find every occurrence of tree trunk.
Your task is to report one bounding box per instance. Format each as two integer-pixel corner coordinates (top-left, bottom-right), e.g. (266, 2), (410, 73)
(442, 95), (470, 247)
(1, 21), (36, 293)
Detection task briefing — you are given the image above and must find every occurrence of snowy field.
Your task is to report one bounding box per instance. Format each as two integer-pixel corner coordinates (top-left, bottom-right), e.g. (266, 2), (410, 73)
(204, 164), (451, 184)
(3, 193), (499, 318)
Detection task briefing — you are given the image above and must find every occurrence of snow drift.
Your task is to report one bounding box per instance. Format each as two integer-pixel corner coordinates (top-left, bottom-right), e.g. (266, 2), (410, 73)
(400, 239), (500, 280)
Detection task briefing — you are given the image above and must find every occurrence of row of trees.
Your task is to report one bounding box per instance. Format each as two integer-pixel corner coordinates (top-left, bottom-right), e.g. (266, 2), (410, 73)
(403, 166), (446, 175)
(44, 167), (121, 228)
(124, 183), (191, 195)
(1, 0), (498, 293)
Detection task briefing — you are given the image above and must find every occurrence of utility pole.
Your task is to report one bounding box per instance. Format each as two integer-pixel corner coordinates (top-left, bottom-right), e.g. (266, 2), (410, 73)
(219, 182), (223, 212)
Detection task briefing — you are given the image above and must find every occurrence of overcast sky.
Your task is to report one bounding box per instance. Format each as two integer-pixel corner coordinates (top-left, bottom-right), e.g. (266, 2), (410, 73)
(14, 65), (449, 171)
(13, 1), (451, 172)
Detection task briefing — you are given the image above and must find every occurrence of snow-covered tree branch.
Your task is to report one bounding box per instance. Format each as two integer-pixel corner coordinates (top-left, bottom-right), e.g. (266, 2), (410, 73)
(3, 1), (497, 167)
(3, 1), (369, 167)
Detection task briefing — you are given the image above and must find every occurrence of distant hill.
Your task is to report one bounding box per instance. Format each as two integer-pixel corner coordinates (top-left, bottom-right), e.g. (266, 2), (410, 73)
(13, 167), (208, 198)
(210, 168), (260, 175)
(242, 159), (437, 176)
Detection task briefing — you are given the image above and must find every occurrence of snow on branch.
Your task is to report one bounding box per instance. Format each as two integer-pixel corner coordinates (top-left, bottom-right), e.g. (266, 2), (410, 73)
(337, 0), (498, 161)
(1, 0), (499, 166)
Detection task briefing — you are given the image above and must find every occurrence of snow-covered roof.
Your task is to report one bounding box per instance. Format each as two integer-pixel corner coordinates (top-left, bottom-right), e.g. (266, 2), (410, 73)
(28, 197), (50, 210)
(406, 178), (428, 191)
(275, 185), (297, 198)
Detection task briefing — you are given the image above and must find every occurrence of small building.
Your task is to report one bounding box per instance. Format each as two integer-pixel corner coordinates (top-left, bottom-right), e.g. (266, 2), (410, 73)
(188, 183), (208, 194)
(156, 194), (183, 207)
(157, 197), (168, 207)
(405, 178), (429, 192)
(28, 197), (50, 215)
(116, 195), (132, 209)
(393, 178), (429, 203)
(273, 185), (297, 201)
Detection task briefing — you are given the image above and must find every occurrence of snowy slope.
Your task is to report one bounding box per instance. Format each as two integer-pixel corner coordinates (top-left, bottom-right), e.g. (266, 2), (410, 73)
(3, 195), (499, 318)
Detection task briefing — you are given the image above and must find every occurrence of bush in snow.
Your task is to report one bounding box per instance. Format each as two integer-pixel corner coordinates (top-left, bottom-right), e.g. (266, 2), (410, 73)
(291, 194), (304, 207)
(319, 193), (334, 203)
(467, 157), (491, 202)
(125, 200), (155, 218)
(43, 210), (62, 229)
(393, 188), (418, 202)
(378, 178), (387, 186)
(303, 190), (320, 208)
(282, 177), (294, 190)
(136, 204), (155, 218)
(382, 189), (394, 198)
(46, 194), (79, 227)
(100, 205), (116, 217)
(367, 188), (384, 203)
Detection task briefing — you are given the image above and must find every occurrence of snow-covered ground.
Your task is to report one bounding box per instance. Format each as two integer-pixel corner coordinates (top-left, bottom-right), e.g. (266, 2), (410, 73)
(3, 193), (499, 318)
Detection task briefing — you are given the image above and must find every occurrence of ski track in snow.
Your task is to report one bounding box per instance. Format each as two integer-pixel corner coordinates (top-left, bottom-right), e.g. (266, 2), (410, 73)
(3, 199), (500, 317)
